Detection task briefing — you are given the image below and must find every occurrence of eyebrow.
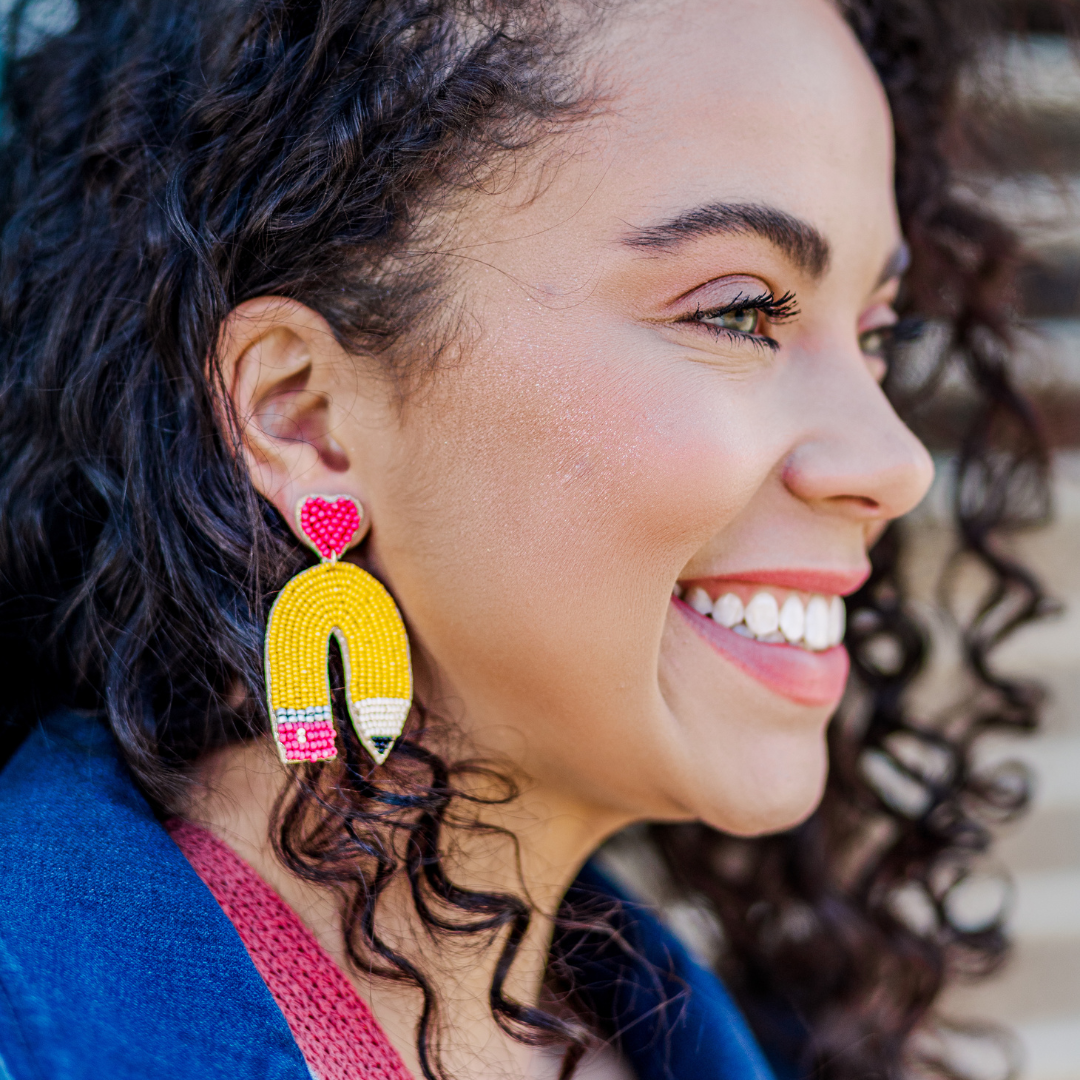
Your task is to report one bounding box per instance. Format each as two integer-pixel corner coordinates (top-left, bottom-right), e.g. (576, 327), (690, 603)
(621, 201), (831, 279)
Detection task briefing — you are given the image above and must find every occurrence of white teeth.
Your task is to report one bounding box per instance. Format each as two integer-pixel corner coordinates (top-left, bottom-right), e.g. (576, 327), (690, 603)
(804, 595), (830, 651)
(744, 592), (780, 637)
(712, 592), (744, 628)
(778, 595), (805, 643)
(828, 596), (846, 647)
(687, 587), (713, 616)
(682, 583), (844, 652)
(672, 583), (684, 599)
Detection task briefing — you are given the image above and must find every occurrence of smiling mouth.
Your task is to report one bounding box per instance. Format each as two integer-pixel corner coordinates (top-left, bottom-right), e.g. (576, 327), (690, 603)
(672, 577), (859, 707)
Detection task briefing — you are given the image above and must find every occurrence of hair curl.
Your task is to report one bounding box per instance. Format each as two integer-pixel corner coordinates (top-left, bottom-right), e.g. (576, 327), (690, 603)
(0, 1), (1055, 1078)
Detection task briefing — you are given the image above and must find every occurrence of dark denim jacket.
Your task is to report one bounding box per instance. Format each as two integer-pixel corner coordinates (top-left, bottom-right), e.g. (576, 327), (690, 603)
(0, 711), (778, 1080)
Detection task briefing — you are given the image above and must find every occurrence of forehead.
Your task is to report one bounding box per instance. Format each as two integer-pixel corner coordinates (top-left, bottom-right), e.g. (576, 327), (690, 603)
(614, 0), (895, 238)
(459, 0), (899, 285)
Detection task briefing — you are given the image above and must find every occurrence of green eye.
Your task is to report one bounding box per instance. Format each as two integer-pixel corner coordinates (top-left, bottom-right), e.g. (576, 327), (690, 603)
(859, 327), (892, 357)
(706, 308), (758, 334)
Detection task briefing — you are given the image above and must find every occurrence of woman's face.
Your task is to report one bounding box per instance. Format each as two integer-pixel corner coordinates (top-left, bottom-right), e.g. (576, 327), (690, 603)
(243, 0), (934, 838)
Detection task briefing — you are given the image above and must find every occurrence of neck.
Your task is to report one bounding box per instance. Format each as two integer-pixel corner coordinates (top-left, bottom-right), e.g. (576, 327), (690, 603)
(185, 734), (630, 1079)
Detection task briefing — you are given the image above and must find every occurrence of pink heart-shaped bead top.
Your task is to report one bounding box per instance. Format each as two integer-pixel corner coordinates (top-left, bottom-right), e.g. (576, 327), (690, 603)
(298, 496), (362, 561)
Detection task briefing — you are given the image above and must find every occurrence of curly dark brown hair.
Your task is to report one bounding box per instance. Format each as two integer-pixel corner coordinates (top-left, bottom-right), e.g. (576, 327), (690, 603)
(0, 1), (1055, 1078)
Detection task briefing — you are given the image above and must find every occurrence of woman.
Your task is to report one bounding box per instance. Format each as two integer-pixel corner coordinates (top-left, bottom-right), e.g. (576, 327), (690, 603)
(0, 0), (1051, 1078)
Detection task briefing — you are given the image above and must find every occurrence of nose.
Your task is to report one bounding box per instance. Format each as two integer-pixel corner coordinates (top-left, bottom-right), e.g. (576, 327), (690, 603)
(782, 367), (935, 523)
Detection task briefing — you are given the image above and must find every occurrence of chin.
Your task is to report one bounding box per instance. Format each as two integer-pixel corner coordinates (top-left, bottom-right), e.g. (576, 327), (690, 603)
(706, 775), (828, 838)
(656, 606), (838, 837)
(679, 724), (832, 839)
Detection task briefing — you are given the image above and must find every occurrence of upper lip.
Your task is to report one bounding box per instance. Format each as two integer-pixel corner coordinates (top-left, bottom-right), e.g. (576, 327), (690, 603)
(678, 566), (870, 597)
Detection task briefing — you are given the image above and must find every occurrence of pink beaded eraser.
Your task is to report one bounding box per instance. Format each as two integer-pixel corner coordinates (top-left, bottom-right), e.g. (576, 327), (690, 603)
(274, 719), (338, 762)
(296, 495), (363, 562)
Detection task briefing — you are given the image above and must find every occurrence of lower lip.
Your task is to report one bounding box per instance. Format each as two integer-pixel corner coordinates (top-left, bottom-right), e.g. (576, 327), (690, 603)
(673, 598), (849, 707)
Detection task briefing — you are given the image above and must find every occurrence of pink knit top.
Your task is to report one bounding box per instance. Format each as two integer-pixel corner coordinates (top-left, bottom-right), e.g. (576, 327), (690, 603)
(167, 819), (413, 1080)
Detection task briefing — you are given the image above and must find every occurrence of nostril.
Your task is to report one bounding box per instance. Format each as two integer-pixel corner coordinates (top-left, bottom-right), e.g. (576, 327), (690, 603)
(830, 494), (880, 512)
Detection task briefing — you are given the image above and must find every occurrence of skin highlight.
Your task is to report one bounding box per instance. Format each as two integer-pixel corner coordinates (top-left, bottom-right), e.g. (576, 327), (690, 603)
(189, 0), (935, 1076)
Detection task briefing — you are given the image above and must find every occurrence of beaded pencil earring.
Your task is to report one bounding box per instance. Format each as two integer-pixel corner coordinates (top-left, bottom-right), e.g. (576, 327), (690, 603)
(264, 495), (412, 765)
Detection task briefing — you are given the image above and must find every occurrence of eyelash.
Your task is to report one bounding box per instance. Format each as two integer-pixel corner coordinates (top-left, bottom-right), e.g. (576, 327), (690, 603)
(682, 289), (800, 352)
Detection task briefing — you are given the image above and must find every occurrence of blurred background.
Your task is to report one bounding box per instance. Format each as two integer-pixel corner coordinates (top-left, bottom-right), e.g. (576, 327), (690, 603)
(898, 3), (1080, 1077)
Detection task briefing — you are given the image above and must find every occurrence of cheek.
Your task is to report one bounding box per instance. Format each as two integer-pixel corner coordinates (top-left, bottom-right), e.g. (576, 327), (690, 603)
(389, 351), (764, 600)
(371, 343), (772, 720)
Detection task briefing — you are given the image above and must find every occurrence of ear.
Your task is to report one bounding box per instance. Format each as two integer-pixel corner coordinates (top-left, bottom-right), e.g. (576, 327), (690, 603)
(218, 296), (369, 542)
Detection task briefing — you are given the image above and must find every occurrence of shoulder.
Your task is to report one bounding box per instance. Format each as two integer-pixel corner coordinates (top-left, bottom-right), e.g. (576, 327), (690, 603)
(564, 861), (779, 1080)
(0, 711), (308, 1080)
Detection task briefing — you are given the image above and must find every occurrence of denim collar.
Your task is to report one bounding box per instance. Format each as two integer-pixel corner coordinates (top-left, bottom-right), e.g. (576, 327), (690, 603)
(0, 711), (776, 1080)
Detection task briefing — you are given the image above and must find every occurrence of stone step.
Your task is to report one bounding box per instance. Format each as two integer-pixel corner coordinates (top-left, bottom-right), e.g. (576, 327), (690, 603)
(948, 940), (1080, 1023)
(981, 34), (1080, 115)
(1012, 870), (1080, 940)
(996, 806), (1080, 873)
(979, 736), (1080, 814)
(1015, 1018), (1080, 1080)
(956, 34), (1080, 322)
